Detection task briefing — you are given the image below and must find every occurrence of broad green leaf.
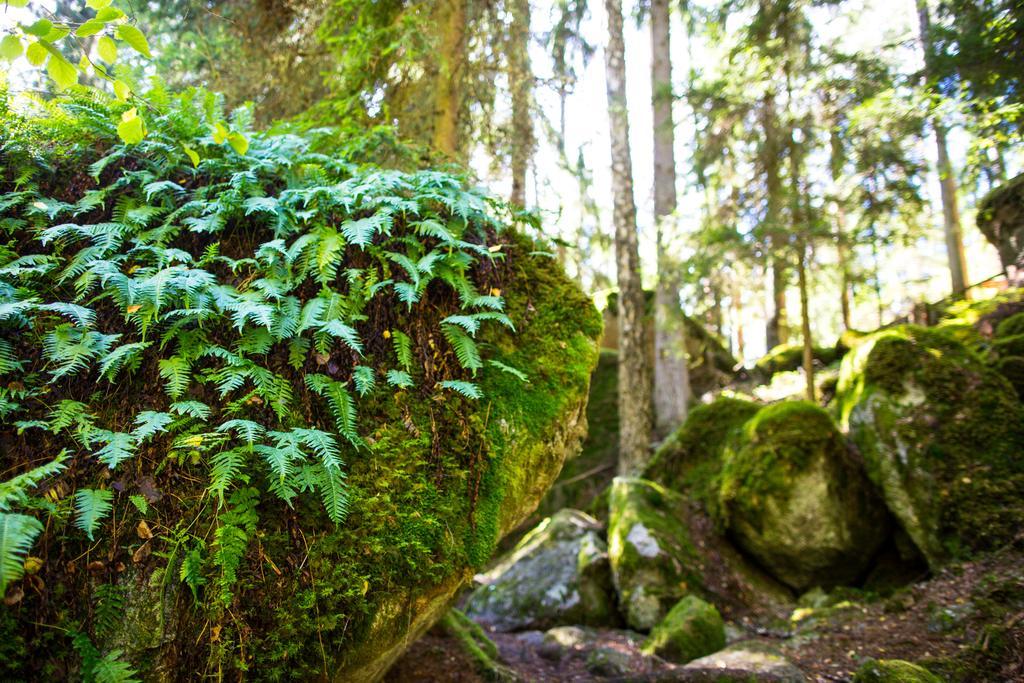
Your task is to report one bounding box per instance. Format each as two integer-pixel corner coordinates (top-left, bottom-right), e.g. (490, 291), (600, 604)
(212, 121), (229, 144)
(0, 513), (43, 595)
(112, 78), (131, 101)
(76, 20), (105, 38)
(95, 7), (125, 22)
(42, 26), (70, 43)
(6, 0), (29, 7)
(181, 144), (200, 167)
(46, 54), (78, 90)
(115, 24), (151, 58)
(86, 0), (113, 8)
(23, 19), (53, 38)
(226, 132), (249, 156)
(116, 108), (145, 144)
(25, 42), (47, 66)
(0, 36), (21, 62)
(97, 36), (117, 64)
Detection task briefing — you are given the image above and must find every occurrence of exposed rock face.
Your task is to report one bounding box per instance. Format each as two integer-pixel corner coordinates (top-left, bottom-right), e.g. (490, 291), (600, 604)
(718, 401), (889, 591)
(836, 325), (1024, 567)
(683, 641), (806, 682)
(977, 172), (1024, 272)
(463, 510), (618, 632)
(642, 595), (725, 664)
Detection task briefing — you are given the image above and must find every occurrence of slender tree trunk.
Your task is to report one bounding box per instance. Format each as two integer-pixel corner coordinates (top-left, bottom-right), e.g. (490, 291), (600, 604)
(605, 0), (653, 473)
(837, 234), (853, 331)
(432, 0), (467, 157)
(915, 0), (969, 297)
(650, 0), (690, 438)
(732, 277), (745, 360)
(789, 130), (815, 401)
(508, 0), (533, 206)
(761, 91), (788, 349)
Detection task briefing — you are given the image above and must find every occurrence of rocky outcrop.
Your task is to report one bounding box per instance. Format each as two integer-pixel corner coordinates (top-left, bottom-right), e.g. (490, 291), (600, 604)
(463, 510), (618, 632)
(836, 325), (1024, 567)
(683, 641), (806, 682)
(977, 172), (1024, 272)
(642, 595), (725, 664)
(853, 659), (943, 682)
(718, 401), (889, 591)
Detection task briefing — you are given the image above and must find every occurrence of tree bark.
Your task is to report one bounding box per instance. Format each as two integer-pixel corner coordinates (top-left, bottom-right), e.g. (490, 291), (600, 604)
(650, 0), (690, 438)
(789, 130), (815, 402)
(915, 0), (969, 297)
(761, 91), (788, 349)
(605, 0), (653, 473)
(432, 0), (468, 158)
(509, 0), (533, 206)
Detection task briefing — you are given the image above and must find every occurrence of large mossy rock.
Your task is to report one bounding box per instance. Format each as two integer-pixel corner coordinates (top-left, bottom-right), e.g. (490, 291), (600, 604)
(463, 509), (618, 631)
(0, 98), (602, 681)
(719, 401), (889, 591)
(607, 477), (792, 631)
(642, 595), (725, 664)
(836, 325), (1024, 568)
(853, 659), (943, 683)
(683, 640), (807, 682)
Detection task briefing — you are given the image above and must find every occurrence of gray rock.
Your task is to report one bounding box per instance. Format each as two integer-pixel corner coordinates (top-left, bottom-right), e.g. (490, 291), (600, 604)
(464, 509), (618, 631)
(684, 641), (806, 682)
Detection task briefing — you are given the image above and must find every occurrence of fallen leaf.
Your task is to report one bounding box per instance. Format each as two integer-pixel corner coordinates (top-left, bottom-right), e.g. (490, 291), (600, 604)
(132, 541), (151, 564)
(137, 520), (153, 540)
(23, 556), (43, 575)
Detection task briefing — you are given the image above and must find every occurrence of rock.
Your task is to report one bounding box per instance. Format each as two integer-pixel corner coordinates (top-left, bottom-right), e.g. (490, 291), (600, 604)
(585, 647), (634, 677)
(643, 395), (761, 502)
(642, 595), (725, 664)
(977, 172), (1024, 272)
(463, 509), (618, 631)
(853, 659), (943, 682)
(754, 343), (841, 382)
(684, 640), (806, 682)
(607, 477), (792, 631)
(836, 324), (1024, 567)
(718, 401), (889, 591)
(607, 477), (706, 631)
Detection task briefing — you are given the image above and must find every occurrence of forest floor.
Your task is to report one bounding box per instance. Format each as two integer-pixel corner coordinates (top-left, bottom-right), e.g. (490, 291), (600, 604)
(386, 547), (1024, 682)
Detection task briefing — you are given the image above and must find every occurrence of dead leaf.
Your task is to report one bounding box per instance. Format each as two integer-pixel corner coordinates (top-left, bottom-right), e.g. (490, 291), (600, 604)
(132, 541), (151, 564)
(137, 520), (153, 540)
(211, 624), (222, 643)
(4, 587), (24, 606)
(23, 556), (43, 575)
(86, 560), (105, 572)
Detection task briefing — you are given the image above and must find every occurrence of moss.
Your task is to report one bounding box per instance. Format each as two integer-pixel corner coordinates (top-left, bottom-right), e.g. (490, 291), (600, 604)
(718, 401), (889, 590)
(754, 343), (840, 380)
(996, 356), (1024, 399)
(642, 595), (726, 664)
(835, 324), (1024, 567)
(853, 659), (943, 682)
(643, 395), (760, 504)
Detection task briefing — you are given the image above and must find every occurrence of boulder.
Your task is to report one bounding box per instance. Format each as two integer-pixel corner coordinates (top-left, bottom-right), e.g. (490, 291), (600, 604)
(976, 172), (1024, 272)
(607, 477), (792, 631)
(853, 659), (943, 683)
(642, 595), (725, 664)
(836, 325), (1024, 567)
(718, 401), (890, 591)
(463, 509), (618, 631)
(683, 640), (806, 682)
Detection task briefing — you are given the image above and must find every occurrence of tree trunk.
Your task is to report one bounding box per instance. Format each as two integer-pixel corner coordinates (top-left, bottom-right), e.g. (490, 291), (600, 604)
(915, 0), (969, 298)
(761, 91), (788, 349)
(605, 0), (653, 473)
(837, 234), (853, 331)
(789, 130), (815, 402)
(650, 0), (690, 438)
(432, 0), (468, 158)
(797, 240), (815, 402)
(508, 0), (533, 206)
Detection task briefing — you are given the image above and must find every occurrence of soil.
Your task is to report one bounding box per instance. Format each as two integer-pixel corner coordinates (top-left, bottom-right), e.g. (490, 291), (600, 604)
(386, 548), (1024, 682)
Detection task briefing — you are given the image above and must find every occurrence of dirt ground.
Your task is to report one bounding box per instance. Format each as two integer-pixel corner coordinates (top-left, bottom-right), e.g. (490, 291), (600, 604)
(386, 548), (1024, 682)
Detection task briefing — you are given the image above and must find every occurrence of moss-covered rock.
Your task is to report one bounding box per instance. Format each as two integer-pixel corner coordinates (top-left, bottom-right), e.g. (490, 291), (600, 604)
(754, 343), (841, 381)
(642, 595), (725, 664)
(995, 311), (1024, 339)
(835, 325), (1024, 568)
(996, 356), (1024, 399)
(606, 477), (792, 631)
(719, 401), (889, 591)
(853, 659), (943, 682)
(463, 509), (618, 632)
(643, 395), (761, 503)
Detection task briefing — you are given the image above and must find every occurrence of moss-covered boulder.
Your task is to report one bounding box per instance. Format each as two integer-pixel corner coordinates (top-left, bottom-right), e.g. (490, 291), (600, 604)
(642, 595), (725, 664)
(643, 395), (761, 502)
(719, 401), (889, 591)
(0, 95), (602, 681)
(836, 325), (1024, 567)
(853, 659), (943, 682)
(754, 343), (841, 381)
(607, 477), (792, 631)
(463, 509), (618, 631)
(977, 172), (1024, 272)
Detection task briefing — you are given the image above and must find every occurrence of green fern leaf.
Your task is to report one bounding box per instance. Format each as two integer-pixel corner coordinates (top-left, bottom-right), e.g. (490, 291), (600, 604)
(352, 365), (376, 396)
(386, 369), (414, 388)
(316, 464), (348, 524)
(487, 359), (528, 382)
(441, 324), (482, 374)
(170, 401), (211, 420)
(74, 488), (114, 541)
(0, 512), (43, 595)
(132, 411), (173, 441)
(94, 431), (136, 469)
(439, 380), (482, 400)
(158, 356), (191, 399)
(321, 320), (364, 355)
(392, 330), (413, 371)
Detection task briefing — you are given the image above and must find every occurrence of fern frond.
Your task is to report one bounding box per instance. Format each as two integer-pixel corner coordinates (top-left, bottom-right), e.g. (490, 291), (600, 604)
(316, 464), (348, 524)
(170, 401), (211, 420)
(439, 380), (482, 400)
(74, 488), (114, 541)
(392, 330), (413, 371)
(94, 431), (136, 469)
(132, 411), (173, 441)
(0, 452), (69, 512)
(386, 369), (414, 388)
(321, 320), (364, 355)
(158, 356), (191, 399)
(98, 342), (151, 382)
(352, 365), (376, 396)
(304, 374), (362, 447)
(441, 324), (482, 374)
(209, 448), (247, 503)
(0, 512), (44, 595)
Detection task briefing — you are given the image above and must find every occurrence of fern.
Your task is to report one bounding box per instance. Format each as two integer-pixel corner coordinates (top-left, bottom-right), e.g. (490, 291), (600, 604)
(352, 365), (376, 396)
(439, 380), (483, 400)
(441, 324), (482, 374)
(94, 431), (136, 469)
(128, 494), (149, 516)
(132, 411), (173, 440)
(91, 650), (140, 683)
(0, 512), (44, 595)
(392, 330), (413, 371)
(98, 342), (151, 382)
(487, 359), (528, 382)
(93, 583), (125, 640)
(179, 544), (206, 603)
(74, 488), (114, 541)
(158, 356), (191, 399)
(305, 374), (363, 447)
(386, 369), (414, 388)
(0, 452), (69, 511)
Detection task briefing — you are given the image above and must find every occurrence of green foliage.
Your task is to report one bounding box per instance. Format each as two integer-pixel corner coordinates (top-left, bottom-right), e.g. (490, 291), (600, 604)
(74, 489), (114, 541)
(0, 513), (44, 595)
